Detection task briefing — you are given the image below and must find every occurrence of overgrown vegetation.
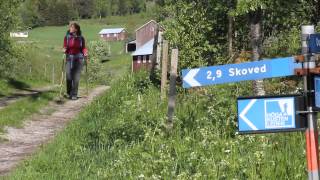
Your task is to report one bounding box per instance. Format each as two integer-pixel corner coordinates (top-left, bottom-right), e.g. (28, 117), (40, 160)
(0, 0), (21, 78)
(8, 73), (307, 179)
(18, 0), (156, 28)
(158, 0), (320, 71)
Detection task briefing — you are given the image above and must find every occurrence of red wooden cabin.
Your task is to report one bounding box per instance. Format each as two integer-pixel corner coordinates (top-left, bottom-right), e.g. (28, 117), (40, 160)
(129, 20), (164, 72)
(99, 28), (127, 41)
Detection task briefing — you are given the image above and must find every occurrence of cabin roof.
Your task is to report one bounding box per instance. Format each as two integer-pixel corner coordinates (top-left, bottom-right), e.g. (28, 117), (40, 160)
(99, 28), (125, 34)
(132, 38), (154, 56)
(135, 20), (164, 32)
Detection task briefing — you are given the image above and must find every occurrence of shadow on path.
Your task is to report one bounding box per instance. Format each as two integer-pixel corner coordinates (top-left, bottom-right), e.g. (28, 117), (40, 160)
(0, 79), (58, 110)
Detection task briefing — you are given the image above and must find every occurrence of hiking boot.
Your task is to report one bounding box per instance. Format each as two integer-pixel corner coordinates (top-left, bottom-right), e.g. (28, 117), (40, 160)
(71, 96), (78, 100)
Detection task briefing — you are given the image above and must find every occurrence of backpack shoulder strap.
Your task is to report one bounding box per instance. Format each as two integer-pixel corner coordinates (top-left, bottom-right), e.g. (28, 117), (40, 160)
(66, 34), (70, 48)
(80, 36), (83, 49)
(79, 36), (84, 52)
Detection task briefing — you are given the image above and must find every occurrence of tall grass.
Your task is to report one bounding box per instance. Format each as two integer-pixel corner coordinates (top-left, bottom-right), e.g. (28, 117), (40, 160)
(9, 73), (307, 179)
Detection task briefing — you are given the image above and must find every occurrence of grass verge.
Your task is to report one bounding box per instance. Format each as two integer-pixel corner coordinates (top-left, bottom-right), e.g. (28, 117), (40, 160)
(8, 73), (307, 179)
(0, 90), (57, 133)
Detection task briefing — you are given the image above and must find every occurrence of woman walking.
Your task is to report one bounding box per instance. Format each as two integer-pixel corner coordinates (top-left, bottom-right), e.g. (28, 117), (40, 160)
(63, 22), (88, 100)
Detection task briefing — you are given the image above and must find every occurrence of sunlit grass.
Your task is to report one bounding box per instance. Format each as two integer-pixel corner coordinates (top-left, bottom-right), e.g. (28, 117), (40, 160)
(8, 73), (307, 179)
(0, 90), (57, 132)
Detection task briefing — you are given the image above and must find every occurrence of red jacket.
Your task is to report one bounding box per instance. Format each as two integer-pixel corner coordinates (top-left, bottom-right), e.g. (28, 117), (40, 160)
(63, 33), (86, 55)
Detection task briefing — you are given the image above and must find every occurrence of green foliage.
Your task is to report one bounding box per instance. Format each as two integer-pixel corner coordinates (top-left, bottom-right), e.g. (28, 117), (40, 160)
(44, 1), (73, 26)
(9, 74), (307, 179)
(19, 0), (149, 27)
(159, 0), (320, 70)
(263, 27), (301, 57)
(0, 0), (21, 78)
(87, 40), (110, 84)
(19, 0), (43, 28)
(231, 0), (316, 59)
(106, 0), (146, 16)
(161, 1), (230, 70)
(233, 0), (267, 15)
(19, 0), (73, 27)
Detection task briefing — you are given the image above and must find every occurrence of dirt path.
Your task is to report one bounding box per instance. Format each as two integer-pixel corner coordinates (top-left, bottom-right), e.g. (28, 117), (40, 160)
(0, 86), (109, 175)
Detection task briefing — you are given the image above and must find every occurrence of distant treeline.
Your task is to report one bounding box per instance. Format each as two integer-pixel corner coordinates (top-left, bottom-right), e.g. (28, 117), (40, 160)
(20, 0), (157, 27)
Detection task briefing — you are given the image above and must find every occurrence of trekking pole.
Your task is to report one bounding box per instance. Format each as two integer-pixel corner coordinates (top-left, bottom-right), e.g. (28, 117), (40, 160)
(85, 56), (89, 97)
(58, 54), (66, 100)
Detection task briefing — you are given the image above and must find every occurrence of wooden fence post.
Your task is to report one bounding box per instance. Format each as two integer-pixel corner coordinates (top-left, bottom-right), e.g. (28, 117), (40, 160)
(156, 31), (163, 70)
(44, 63), (47, 79)
(161, 40), (169, 100)
(167, 49), (179, 130)
(52, 64), (55, 84)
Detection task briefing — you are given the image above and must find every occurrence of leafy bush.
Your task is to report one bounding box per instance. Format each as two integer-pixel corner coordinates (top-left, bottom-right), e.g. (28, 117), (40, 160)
(87, 40), (110, 84)
(263, 28), (301, 58)
(0, 0), (20, 78)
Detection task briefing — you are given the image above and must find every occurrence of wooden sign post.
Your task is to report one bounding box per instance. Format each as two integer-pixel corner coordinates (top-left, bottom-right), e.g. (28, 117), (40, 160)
(167, 49), (178, 129)
(161, 40), (169, 100)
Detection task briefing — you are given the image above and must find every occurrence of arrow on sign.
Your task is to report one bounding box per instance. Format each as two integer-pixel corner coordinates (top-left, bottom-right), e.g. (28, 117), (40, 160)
(237, 96), (304, 133)
(183, 69), (201, 87)
(239, 99), (258, 130)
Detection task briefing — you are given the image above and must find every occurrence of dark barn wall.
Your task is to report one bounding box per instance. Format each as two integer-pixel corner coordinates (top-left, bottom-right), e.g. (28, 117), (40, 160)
(136, 21), (158, 48)
(132, 55), (152, 72)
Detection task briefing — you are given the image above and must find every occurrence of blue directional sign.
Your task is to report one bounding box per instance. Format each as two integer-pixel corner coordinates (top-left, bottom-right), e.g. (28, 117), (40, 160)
(182, 57), (302, 88)
(315, 76), (320, 108)
(308, 34), (320, 53)
(237, 96), (306, 134)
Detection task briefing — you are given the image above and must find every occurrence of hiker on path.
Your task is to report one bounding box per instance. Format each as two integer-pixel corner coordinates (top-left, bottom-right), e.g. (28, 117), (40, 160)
(63, 22), (88, 100)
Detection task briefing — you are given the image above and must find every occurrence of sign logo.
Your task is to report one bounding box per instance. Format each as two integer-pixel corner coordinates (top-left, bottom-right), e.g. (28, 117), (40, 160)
(308, 34), (320, 53)
(264, 99), (294, 129)
(317, 38), (320, 47)
(315, 76), (320, 108)
(237, 96), (303, 133)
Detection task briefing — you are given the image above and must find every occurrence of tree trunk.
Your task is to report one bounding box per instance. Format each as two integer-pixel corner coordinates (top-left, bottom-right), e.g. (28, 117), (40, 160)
(228, 14), (234, 57)
(311, 0), (320, 25)
(249, 9), (265, 96)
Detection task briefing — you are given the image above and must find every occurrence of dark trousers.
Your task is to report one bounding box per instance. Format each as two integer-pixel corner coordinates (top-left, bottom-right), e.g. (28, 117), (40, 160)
(66, 58), (84, 97)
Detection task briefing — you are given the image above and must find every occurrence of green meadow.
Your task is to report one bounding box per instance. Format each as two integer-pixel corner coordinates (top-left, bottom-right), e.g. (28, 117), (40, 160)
(0, 14), (150, 134)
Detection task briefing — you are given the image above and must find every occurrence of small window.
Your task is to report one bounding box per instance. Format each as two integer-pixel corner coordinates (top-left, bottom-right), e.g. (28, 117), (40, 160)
(143, 55), (147, 63)
(137, 56), (141, 64)
(106, 34), (110, 37)
(148, 55), (152, 63)
(114, 33), (117, 37)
